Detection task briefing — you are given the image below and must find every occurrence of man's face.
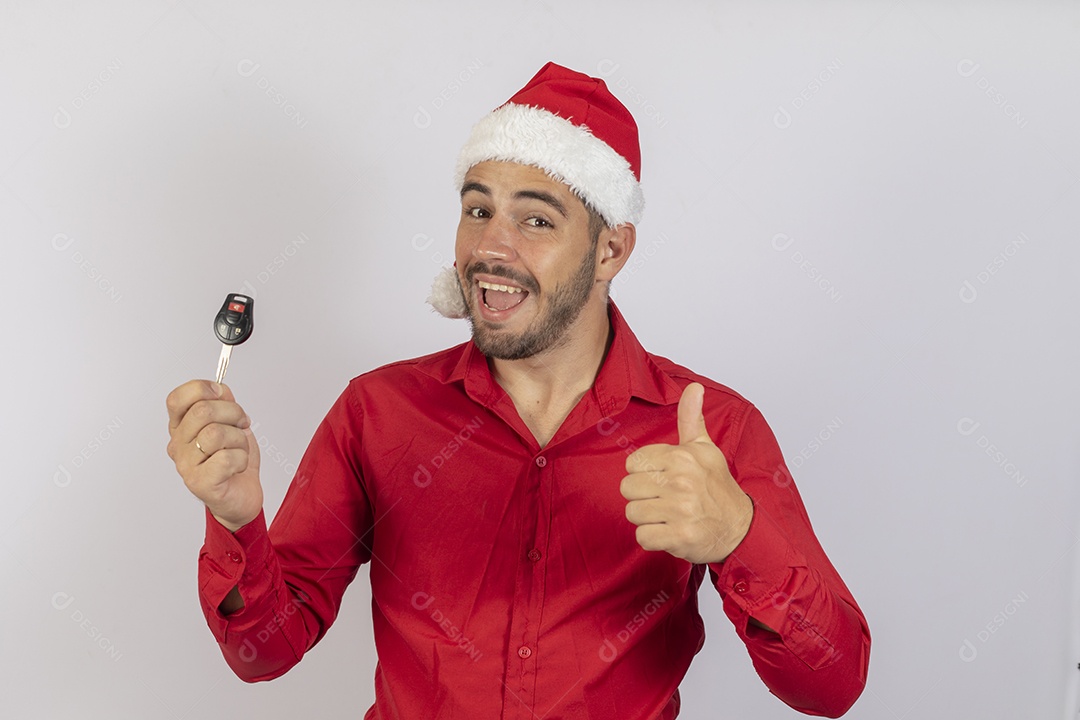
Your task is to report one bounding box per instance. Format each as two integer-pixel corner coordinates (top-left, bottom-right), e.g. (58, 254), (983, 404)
(455, 161), (601, 360)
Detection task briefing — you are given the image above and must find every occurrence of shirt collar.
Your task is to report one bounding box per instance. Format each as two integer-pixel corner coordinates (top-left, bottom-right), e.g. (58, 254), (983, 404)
(415, 301), (684, 412)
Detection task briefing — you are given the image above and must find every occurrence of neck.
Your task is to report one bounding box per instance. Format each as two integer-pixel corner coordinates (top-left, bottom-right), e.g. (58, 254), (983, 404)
(488, 298), (613, 446)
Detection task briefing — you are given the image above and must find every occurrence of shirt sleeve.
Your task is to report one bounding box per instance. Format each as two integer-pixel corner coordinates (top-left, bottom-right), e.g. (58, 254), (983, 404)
(196, 387), (373, 682)
(707, 404), (871, 717)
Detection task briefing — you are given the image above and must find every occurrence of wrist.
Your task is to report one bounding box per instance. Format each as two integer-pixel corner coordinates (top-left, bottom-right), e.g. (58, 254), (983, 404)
(211, 511), (254, 533)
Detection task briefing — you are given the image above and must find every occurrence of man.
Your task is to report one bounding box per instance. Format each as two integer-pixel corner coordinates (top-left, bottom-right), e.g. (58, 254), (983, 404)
(166, 62), (870, 719)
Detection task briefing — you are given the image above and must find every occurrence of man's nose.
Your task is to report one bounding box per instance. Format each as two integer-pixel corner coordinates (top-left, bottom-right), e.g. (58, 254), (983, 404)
(473, 214), (519, 262)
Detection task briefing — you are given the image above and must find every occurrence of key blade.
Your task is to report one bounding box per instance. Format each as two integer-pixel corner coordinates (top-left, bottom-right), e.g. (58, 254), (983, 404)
(215, 344), (232, 384)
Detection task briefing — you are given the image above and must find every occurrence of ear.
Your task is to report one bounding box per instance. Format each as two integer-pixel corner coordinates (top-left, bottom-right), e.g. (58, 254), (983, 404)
(595, 223), (637, 282)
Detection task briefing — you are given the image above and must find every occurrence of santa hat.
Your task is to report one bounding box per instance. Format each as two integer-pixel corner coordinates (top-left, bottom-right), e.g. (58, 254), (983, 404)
(429, 62), (644, 318)
(455, 61), (644, 227)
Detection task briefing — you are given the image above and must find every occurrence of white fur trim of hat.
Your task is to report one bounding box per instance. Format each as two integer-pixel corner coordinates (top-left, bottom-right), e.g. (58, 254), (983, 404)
(452, 103), (644, 229)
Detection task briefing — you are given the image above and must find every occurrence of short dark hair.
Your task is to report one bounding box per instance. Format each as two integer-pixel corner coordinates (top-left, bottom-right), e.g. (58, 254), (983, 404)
(585, 203), (607, 246)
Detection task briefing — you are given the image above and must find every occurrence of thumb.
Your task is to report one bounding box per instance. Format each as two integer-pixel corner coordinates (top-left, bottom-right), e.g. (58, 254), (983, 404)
(677, 382), (713, 445)
(210, 381), (234, 401)
(244, 426), (261, 473)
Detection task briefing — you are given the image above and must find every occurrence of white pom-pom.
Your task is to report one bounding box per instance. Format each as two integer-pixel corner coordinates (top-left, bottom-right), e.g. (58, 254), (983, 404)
(427, 266), (468, 319)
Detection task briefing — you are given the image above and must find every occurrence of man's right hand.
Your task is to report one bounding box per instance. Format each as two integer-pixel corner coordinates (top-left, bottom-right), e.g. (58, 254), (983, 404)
(166, 380), (263, 532)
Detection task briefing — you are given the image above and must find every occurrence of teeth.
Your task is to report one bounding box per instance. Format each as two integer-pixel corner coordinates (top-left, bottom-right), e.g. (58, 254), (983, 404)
(477, 280), (524, 294)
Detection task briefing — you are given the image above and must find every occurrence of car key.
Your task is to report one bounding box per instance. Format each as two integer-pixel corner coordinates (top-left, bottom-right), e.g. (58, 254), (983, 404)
(213, 293), (254, 384)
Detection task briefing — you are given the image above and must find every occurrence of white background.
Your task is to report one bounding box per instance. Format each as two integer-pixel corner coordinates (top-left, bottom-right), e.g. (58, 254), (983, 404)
(2, 1), (1078, 718)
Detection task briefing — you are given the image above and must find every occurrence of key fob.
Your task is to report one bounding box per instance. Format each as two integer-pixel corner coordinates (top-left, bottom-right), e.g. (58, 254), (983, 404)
(214, 294), (254, 346)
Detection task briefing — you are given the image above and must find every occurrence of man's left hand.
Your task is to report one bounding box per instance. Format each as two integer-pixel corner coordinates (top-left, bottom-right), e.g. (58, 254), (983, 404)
(620, 382), (754, 564)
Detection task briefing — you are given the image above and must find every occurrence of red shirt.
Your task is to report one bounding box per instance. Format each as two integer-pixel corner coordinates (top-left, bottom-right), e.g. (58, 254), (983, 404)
(198, 303), (870, 718)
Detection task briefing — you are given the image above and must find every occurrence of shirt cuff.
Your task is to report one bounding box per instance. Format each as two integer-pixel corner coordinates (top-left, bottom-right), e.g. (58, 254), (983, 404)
(708, 495), (805, 625)
(197, 508), (274, 639)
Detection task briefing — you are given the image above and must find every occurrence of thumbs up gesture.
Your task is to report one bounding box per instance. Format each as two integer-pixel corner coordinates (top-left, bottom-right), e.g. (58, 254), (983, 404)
(620, 383), (754, 564)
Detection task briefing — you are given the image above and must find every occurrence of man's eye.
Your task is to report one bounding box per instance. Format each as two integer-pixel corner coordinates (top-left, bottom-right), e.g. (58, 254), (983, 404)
(525, 217), (551, 228)
(465, 207), (489, 219)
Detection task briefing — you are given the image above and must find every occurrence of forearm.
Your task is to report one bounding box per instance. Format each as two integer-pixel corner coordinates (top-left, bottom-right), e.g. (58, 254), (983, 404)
(748, 616), (777, 633)
(712, 406), (871, 715)
(194, 382), (373, 681)
(712, 512), (870, 717)
(218, 585), (244, 615)
(730, 572), (870, 717)
(198, 509), (317, 682)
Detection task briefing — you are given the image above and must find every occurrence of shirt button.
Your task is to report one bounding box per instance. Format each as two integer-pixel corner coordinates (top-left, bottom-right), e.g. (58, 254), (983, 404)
(535, 456), (547, 468)
(527, 549), (542, 562)
(733, 581), (749, 594)
(226, 551), (242, 563)
(517, 645), (532, 659)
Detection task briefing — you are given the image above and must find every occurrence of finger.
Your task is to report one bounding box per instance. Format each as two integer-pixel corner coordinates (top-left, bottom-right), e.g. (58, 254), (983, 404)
(677, 382), (712, 446)
(624, 497), (670, 526)
(174, 398), (250, 446)
(633, 523), (671, 553)
(186, 448), (251, 492)
(167, 380), (230, 430)
(173, 422), (248, 474)
(191, 424), (250, 462)
(625, 444), (673, 475)
(619, 471), (666, 501)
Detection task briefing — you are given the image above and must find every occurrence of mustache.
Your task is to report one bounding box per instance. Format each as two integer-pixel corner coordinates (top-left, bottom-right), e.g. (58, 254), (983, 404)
(465, 262), (539, 295)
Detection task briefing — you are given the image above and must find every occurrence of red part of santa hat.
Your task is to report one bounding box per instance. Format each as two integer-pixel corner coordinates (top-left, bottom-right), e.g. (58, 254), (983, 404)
(454, 62), (644, 227)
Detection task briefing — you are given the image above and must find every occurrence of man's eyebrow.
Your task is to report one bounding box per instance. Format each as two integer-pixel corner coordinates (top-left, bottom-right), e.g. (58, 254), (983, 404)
(459, 182), (569, 220)
(515, 190), (568, 219)
(460, 181), (490, 198)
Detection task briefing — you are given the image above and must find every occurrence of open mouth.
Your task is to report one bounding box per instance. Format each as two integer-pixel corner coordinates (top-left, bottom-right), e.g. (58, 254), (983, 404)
(478, 280), (529, 312)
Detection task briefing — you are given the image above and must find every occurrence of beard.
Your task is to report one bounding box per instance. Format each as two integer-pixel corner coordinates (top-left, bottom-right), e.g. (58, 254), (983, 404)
(464, 247), (597, 361)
